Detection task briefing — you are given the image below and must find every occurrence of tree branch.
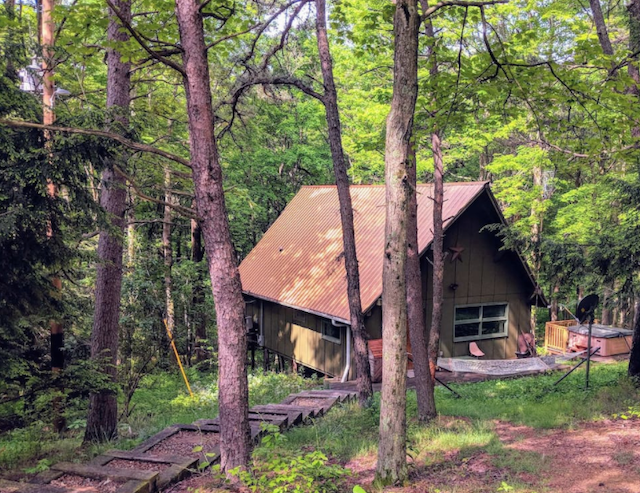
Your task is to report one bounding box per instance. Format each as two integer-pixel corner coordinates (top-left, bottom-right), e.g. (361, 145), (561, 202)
(105, 0), (186, 77)
(0, 119), (192, 170)
(113, 166), (198, 220)
(217, 75), (325, 140)
(241, 0), (306, 67)
(422, 0), (508, 19)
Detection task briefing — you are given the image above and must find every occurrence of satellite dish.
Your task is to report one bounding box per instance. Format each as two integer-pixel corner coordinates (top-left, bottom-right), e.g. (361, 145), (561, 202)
(577, 294), (599, 324)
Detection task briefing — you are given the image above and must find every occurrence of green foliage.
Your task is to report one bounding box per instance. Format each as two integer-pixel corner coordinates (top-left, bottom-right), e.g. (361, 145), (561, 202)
(231, 424), (349, 493)
(263, 362), (637, 469)
(0, 370), (320, 473)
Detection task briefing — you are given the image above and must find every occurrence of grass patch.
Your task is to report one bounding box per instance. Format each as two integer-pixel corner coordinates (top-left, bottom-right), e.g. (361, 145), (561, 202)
(245, 361), (635, 492)
(483, 437), (551, 475)
(436, 361), (638, 428)
(265, 399), (381, 461)
(0, 369), (320, 475)
(612, 450), (635, 467)
(2, 360), (637, 490)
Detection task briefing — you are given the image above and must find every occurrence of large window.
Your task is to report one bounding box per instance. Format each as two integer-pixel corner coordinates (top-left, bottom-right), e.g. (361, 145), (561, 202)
(454, 303), (508, 341)
(321, 320), (341, 344)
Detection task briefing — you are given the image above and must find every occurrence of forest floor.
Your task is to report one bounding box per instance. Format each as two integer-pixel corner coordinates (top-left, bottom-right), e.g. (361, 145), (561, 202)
(2, 362), (639, 493)
(161, 361), (640, 493)
(163, 417), (640, 493)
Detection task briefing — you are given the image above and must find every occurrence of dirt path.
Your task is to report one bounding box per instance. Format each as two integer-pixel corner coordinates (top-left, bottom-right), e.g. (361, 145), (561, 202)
(345, 419), (640, 493)
(160, 418), (640, 492)
(493, 419), (640, 493)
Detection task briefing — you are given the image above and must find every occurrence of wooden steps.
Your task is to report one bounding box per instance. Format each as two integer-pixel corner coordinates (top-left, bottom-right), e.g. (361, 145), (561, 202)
(0, 478), (68, 493)
(250, 404), (307, 423)
(25, 388), (356, 493)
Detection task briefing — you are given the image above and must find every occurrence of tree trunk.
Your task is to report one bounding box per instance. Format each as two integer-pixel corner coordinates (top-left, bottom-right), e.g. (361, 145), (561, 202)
(84, 0), (130, 443)
(629, 297), (640, 380)
(314, 0), (372, 406)
(191, 210), (208, 363)
(479, 146), (491, 181)
(530, 164), (544, 332)
(126, 190), (135, 268)
(422, 0), (441, 414)
(163, 167), (175, 337)
(589, 0), (614, 55)
(406, 141), (436, 422)
(41, 0), (65, 434)
(375, 0), (419, 485)
(550, 283), (560, 321)
(174, 0), (251, 471)
(427, 131), (444, 383)
(629, 0), (640, 136)
(4, 0), (17, 79)
(601, 285), (612, 325)
(628, 0), (640, 377)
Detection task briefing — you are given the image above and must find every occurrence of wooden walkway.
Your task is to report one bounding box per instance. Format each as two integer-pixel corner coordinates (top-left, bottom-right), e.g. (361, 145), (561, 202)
(0, 389), (356, 493)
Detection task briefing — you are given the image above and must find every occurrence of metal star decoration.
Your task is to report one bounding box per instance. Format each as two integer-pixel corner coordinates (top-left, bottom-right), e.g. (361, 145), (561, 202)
(449, 245), (464, 263)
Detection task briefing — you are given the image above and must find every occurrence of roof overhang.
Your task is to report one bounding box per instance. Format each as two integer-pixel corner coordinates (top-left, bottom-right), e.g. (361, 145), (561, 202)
(242, 291), (351, 325)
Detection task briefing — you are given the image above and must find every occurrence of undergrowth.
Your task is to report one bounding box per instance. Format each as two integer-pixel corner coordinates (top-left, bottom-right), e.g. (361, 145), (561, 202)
(2, 360), (637, 492)
(0, 369), (319, 473)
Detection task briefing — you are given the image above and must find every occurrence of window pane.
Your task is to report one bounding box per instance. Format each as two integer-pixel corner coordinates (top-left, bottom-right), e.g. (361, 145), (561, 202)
(454, 323), (480, 338)
(455, 306), (480, 321)
(323, 323), (341, 342)
(483, 304), (507, 319)
(481, 320), (505, 335)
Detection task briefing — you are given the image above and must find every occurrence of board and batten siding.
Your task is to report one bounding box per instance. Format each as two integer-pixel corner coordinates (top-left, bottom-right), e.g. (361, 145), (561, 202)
(423, 193), (532, 359)
(244, 191), (535, 375)
(245, 299), (348, 377)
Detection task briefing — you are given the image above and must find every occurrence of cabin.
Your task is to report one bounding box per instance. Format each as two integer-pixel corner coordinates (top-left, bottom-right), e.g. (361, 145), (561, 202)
(239, 182), (545, 381)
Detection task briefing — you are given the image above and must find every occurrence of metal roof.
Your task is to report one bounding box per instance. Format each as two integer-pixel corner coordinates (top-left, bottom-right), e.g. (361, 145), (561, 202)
(239, 182), (490, 323)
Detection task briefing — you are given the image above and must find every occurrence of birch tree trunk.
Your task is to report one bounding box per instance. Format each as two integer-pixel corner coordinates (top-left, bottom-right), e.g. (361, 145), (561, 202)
(376, 0), (419, 484)
(174, 0), (251, 470)
(314, 0), (372, 405)
(84, 0), (130, 443)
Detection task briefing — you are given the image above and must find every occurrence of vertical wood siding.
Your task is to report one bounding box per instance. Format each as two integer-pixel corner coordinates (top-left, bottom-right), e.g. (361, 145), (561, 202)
(253, 300), (346, 377)
(423, 194), (531, 359)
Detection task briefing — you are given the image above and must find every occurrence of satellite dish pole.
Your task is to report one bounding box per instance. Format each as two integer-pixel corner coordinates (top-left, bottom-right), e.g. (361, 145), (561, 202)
(554, 294), (599, 389)
(578, 294), (599, 389)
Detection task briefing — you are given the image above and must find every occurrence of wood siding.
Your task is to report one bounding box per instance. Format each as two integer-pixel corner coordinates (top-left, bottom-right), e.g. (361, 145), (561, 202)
(423, 193), (531, 359)
(245, 192), (534, 376)
(246, 300), (347, 377)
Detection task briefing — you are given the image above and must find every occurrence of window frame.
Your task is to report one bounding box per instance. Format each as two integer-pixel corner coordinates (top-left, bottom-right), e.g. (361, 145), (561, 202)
(321, 320), (342, 344)
(453, 302), (509, 342)
(292, 310), (307, 327)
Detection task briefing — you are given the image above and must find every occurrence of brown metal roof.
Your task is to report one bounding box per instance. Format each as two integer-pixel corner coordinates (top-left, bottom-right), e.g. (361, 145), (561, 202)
(239, 182), (490, 323)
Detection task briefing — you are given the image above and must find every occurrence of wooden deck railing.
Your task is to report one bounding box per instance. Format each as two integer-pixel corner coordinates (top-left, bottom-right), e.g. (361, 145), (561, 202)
(544, 320), (577, 354)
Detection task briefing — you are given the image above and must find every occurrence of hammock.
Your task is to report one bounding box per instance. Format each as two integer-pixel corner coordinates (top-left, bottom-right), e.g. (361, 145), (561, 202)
(437, 357), (551, 376)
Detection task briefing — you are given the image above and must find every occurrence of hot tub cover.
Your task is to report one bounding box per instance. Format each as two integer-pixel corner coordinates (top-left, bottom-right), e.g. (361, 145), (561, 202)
(567, 324), (634, 339)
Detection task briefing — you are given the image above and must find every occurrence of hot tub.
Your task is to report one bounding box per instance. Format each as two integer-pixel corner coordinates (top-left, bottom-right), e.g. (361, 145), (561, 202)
(567, 324), (634, 357)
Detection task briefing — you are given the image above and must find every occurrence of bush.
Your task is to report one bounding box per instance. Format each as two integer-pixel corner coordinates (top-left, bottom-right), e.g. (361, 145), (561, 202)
(231, 424), (350, 493)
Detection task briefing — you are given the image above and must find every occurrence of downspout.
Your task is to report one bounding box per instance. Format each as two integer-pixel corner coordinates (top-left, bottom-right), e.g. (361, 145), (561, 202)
(259, 300), (264, 347)
(333, 318), (351, 383)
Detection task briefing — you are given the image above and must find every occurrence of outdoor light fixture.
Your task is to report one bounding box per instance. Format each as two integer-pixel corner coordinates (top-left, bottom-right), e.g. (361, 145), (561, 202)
(18, 58), (70, 97)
